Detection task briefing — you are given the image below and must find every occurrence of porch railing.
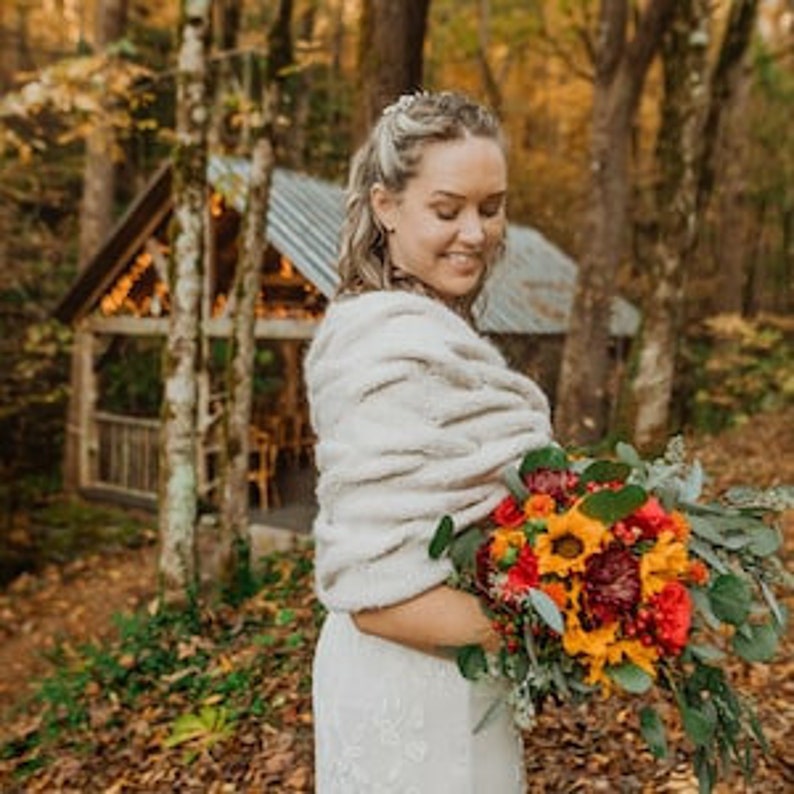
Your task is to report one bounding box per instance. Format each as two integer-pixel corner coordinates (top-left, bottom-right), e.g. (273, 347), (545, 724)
(92, 411), (160, 498)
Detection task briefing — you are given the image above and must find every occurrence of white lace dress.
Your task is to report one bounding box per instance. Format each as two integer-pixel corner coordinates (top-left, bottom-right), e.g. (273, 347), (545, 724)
(313, 612), (526, 793)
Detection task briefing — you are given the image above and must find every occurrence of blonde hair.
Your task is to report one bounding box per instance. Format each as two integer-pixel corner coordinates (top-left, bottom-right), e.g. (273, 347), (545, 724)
(336, 91), (506, 316)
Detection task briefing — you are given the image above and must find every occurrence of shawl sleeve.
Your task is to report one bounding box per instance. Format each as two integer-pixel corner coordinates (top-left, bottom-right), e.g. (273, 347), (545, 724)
(304, 291), (553, 612)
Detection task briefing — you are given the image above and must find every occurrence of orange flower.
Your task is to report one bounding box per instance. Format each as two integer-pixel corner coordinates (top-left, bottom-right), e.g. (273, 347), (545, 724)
(670, 511), (690, 542)
(490, 528), (526, 564)
(524, 493), (556, 519)
(541, 581), (569, 610)
(688, 559), (709, 586)
(535, 508), (607, 576)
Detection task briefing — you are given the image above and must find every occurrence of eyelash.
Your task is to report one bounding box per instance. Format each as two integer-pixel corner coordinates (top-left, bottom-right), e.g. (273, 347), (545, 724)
(436, 204), (502, 221)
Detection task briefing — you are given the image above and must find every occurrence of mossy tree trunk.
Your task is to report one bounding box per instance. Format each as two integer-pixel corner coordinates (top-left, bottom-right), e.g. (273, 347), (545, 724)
(554, 0), (676, 446)
(218, 85), (276, 589)
(63, 0), (128, 494)
(159, 0), (212, 605)
(628, 0), (710, 451)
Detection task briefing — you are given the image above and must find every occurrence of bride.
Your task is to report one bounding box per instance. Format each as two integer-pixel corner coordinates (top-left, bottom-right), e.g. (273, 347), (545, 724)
(305, 90), (552, 793)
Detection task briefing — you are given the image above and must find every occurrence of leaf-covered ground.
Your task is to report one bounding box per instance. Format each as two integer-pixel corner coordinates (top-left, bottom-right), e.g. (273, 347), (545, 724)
(0, 408), (792, 793)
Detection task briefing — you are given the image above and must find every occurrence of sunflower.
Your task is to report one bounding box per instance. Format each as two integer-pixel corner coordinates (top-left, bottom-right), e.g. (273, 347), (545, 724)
(562, 596), (620, 688)
(640, 530), (690, 597)
(535, 507), (608, 576)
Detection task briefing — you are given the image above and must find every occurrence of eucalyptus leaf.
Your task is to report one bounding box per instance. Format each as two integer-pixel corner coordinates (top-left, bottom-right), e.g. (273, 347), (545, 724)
(709, 574), (751, 626)
(502, 465), (529, 502)
(579, 484), (648, 524)
(615, 441), (644, 469)
(449, 525), (487, 570)
(688, 538), (729, 574)
(429, 515), (454, 560)
(732, 622), (779, 663)
(690, 585), (722, 630)
(758, 577), (785, 627)
(683, 705), (717, 747)
(688, 643), (726, 663)
(747, 526), (781, 557)
(456, 644), (487, 680)
(519, 445), (569, 475)
(639, 706), (668, 759)
(607, 663), (653, 694)
(528, 587), (564, 634)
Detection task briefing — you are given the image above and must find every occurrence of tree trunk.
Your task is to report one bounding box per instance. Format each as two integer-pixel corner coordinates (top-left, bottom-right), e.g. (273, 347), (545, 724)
(218, 86), (276, 589)
(63, 0), (128, 494)
(628, 0), (710, 451)
(159, 0), (211, 605)
(355, 0), (431, 140)
(554, 0), (675, 446)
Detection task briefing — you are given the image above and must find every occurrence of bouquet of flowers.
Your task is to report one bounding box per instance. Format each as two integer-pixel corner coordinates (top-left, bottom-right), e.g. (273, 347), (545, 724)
(429, 441), (792, 793)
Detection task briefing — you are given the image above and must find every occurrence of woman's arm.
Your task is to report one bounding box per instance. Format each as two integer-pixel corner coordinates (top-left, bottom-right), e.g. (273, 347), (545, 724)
(352, 584), (500, 655)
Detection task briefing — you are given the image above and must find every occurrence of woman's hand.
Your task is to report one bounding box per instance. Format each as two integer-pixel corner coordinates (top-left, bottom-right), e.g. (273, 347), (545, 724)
(352, 585), (500, 656)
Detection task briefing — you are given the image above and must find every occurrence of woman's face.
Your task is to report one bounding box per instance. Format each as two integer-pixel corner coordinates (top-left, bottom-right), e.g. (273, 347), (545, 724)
(372, 135), (507, 300)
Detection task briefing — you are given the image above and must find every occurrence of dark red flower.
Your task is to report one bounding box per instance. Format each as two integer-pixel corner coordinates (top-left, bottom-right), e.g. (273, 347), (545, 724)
(650, 581), (692, 655)
(493, 495), (525, 528)
(583, 544), (641, 624)
(523, 468), (579, 505)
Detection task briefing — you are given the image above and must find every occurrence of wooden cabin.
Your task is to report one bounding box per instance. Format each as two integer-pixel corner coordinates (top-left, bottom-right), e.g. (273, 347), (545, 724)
(55, 156), (639, 512)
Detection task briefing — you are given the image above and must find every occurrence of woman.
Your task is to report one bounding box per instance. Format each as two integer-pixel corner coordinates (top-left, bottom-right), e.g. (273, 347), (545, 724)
(305, 91), (553, 793)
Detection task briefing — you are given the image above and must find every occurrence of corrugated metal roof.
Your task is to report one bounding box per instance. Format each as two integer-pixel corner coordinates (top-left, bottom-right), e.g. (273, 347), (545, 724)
(208, 156), (640, 337)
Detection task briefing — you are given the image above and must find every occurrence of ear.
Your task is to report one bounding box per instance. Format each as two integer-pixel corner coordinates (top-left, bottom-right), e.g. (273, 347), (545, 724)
(370, 183), (399, 233)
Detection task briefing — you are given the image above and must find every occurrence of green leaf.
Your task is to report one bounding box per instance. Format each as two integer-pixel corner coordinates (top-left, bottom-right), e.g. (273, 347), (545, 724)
(607, 663), (652, 694)
(708, 574), (751, 626)
(519, 445), (568, 476)
(579, 459), (630, 486)
(615, 441), (643, 468)
(688, 643), (726, 663)
(639, 706), (668, 759)
(688, 538), (729, 574)
(683, 705), (717, 747)
(429, 515), (454, 560)
(732, 622), (779, 663)
(758, 577), (785, 627)
(456, 644), (487, 680)
(449, 525), (487, 570)
(579, 485), (648, 524)
(747, 526), (781, 557)
(528, 587), (564, 634)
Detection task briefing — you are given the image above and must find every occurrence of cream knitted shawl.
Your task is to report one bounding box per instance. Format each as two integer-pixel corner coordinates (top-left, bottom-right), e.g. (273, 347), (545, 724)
(304, 290), (553, 612)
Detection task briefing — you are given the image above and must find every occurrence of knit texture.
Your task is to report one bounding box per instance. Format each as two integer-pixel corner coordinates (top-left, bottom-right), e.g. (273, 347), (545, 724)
(304, 290), (553, 611)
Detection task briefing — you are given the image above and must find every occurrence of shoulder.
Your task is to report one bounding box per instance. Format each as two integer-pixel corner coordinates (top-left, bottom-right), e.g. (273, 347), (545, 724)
(306, 290), (501, 370)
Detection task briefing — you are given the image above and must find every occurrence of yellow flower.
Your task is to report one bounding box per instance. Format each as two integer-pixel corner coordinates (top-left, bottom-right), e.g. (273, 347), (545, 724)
(490, 528), (526, 563)
(607, 639), (659, 679)
(562, 600), (619, 688)
(640, 530), (690, 597)
(535, 507), (608, 576)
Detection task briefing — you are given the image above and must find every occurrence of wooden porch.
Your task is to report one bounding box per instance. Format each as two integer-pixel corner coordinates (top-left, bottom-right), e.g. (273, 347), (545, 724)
(87, 411), (315, 522)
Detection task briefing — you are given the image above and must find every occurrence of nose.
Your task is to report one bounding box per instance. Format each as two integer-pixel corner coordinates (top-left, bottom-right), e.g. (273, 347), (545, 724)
(457, 208), (485, 246)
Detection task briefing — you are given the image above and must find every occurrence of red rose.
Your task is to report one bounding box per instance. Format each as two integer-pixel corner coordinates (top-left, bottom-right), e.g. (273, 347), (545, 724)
(493, 495), (525, 528)
(650, 581), (692, 655)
